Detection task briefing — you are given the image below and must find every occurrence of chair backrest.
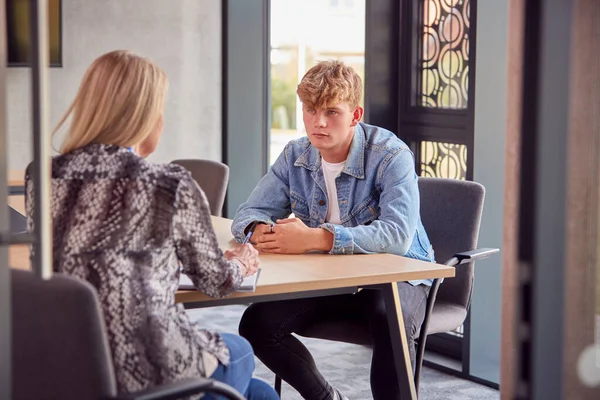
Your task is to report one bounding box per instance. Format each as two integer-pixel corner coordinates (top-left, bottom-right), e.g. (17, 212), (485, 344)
(11, 269), (117, 400)
(171, 159), (230, 216)
(418, 178), (485, 310)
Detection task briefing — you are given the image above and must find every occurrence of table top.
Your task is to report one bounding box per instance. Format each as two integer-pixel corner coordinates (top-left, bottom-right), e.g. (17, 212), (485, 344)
(9, 245), (29, 271)
(7, 170), (25, 187)
(175, 217), (455, 303)
(8, 195), (26, 215)
(6, 203), (455, 301)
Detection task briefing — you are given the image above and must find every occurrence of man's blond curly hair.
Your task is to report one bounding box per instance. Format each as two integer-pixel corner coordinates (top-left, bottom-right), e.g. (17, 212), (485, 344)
(297, 60), (362, 110)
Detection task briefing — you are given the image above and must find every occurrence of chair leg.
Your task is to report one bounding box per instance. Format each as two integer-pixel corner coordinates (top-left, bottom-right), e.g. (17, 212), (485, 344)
(414, 337), (426, 393)
(414, 278), (442, 394)
(274, 375), (282, 397)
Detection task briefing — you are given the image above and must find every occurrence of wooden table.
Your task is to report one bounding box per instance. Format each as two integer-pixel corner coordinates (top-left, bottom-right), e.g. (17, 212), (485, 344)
(7, 169), (25, 196)
(178, 217), (454, 305)
(7, 206), (455, 399)
(178, 217), (455, 400)
(7, 170), (25, 187)
(8, 195), (26, 215)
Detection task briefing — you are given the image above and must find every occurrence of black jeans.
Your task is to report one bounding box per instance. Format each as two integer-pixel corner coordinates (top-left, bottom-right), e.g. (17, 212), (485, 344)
(238, 282), (430, 400)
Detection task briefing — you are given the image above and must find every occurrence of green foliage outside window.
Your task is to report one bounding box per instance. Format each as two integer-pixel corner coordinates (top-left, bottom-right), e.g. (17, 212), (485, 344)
(271, 76), (297, 130)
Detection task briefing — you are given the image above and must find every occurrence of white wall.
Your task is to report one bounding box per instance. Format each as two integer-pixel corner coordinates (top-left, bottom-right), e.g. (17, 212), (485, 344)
(6, 0), (222, 170)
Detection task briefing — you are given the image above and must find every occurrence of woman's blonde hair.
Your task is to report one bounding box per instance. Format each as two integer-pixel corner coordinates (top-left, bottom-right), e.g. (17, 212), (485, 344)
(55, 50), (168, 154)
(296, 60), (362, 110)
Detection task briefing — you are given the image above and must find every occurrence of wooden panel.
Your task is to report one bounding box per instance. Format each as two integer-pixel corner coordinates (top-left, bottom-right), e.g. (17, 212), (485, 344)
(563, 0), (600, 398)
(9, 245), (29, 271)
(8, 195), (25, 215)
(7, 170), (24, 187)
(501, 1), (526, 398)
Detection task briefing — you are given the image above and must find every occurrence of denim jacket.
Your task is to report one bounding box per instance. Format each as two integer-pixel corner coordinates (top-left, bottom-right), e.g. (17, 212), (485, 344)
(232, 122), (435, 286)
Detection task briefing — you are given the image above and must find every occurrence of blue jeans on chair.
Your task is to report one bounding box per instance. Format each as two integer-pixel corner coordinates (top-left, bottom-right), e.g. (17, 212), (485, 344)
(205, 333), (279, 400)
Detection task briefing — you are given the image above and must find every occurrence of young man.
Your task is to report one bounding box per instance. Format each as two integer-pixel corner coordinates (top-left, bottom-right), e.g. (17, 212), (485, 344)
(231, 61), (435, 400)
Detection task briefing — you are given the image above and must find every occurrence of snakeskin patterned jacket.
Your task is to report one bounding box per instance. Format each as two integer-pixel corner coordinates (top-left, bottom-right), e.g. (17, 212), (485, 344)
(25, 144), (244, 394)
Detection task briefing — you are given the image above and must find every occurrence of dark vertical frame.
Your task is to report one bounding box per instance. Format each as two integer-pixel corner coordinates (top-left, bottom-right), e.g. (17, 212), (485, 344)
(464, 0), (478, 184)
(0, 0), (10, 396)
(515, 0), (573, 398)
(363, 0), (400, 131)
(514, 0), (541, 392)
(398, 0), (420, 115)
(222, 0), (270, 218)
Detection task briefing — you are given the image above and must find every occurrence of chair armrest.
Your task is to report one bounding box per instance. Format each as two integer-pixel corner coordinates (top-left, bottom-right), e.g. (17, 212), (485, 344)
(109, 377), (246, 400)
(444, 247), (500, 267)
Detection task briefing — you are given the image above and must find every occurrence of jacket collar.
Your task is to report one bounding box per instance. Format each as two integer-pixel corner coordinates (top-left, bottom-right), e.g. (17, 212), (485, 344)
(294, 123), (366, 179)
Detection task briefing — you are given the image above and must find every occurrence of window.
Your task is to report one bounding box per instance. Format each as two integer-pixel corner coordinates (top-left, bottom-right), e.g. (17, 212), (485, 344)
(420, 141), (467, 179)
(399, 0), (475, 181)
(419, 0), (471, 109)
(269, 0), (366, 165)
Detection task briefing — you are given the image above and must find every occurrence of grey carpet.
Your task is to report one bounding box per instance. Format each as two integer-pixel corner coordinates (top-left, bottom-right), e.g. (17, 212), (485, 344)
(187, 305), (499, 400)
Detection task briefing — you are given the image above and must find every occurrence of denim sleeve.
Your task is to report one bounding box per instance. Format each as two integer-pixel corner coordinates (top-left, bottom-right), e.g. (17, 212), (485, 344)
(231, 145), (293, 241)
(320, 149), (419, 255)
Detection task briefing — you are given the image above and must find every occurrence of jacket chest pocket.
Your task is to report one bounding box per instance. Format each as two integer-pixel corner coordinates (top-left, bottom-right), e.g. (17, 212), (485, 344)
(350, 196), (380, 226)
(290, 191), (310, 221)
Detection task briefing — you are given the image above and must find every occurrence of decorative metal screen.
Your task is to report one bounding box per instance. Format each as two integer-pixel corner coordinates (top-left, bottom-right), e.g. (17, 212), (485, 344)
(419, 141), (467, 180)
(419, 0), (471, 109)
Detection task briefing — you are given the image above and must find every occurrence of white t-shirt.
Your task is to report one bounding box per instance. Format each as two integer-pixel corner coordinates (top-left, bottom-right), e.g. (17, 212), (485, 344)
(321, 159), (346, 225)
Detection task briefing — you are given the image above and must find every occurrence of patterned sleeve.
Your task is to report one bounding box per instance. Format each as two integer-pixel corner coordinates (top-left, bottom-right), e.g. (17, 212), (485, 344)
(173, 174), (244, 298)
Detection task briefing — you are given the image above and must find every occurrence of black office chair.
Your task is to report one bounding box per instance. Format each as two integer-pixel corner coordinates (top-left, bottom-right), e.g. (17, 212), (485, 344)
(11, 269), (246, 400)
(171, 159), (230, 217)
(273, 177), (499, 395)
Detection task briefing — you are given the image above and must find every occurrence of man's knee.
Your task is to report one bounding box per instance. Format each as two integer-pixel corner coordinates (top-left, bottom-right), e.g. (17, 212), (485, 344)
(364, 288), (421, 341)
(238, 302), (275, 343)
(363, 291), (390, 341)
(398, 284), (429, 341)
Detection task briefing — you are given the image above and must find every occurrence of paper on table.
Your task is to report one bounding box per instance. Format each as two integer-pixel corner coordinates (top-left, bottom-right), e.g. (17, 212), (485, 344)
(178, 269), (261, 293)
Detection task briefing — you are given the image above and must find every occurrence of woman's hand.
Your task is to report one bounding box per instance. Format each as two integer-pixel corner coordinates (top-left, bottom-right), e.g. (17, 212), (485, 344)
(224, 244), (259, 277)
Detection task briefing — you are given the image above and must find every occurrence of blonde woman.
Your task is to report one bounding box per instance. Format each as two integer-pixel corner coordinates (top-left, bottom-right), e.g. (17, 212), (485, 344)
(25, 50), (278, 400)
